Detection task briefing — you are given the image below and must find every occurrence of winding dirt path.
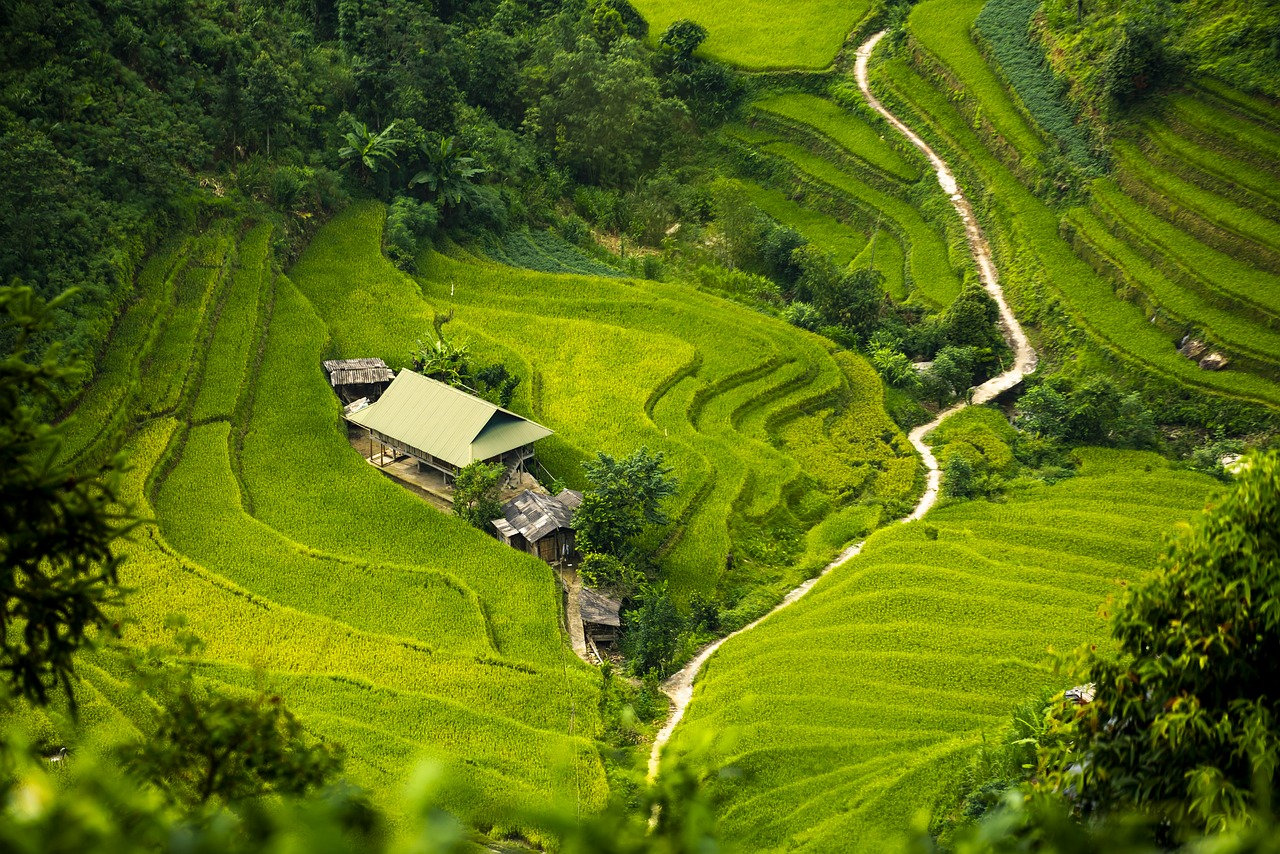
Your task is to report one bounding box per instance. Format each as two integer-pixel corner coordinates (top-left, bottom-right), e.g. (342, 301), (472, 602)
(646, 30), (1037, 780)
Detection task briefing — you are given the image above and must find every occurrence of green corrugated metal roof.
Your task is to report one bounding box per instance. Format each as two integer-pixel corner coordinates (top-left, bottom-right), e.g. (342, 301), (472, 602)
(347, 371), (551, 468)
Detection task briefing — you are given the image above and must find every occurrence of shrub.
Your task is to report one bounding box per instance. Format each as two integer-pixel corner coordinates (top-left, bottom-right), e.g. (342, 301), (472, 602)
(384, 195), (439, 271)
(580, 552), (644, 599)
(944, 454), (976, 498)
(452, 461), (505, 532)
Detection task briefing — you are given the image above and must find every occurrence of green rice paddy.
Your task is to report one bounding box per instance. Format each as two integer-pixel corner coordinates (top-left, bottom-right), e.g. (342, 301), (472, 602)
(665, 449), (1218, 850)
(631, 0), (876, 70)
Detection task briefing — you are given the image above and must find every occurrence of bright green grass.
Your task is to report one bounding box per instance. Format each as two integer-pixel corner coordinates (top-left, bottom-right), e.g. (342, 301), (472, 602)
(908, 0), (1046, 163)
(852, 227), (908, 301)
(137, 223), (235, 415)
(190, 223), (271, 422)
(727, 178), (871, 267)
(880, 54), (1280, 405)
(57, 237), (189, 463)
(666, 450), (1218, 851)
(291, 202), (915, 602)
(759, 140), (963, 306)
(1170, 92), (1280, 164)
(753, 93), (922, 182)
(631, 0), (875, 71)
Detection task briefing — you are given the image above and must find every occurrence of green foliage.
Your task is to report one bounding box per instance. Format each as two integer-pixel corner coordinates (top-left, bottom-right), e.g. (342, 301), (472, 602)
(793, 246), (886, 342)
(338, 118), (404, 183)
(943, 453), (976, 498)
(1043, 0), (1280, 116)
(1040, 451), (1280, 831)
(871, 344), (922, 392)
(384, 196), (440, 271)
(1016, 376), (1158, 448)
(921, 345), (981, 405)
(526, 36), (684, 187)
(481, 228), (625, 278)
(452, 462), (505, 532)
(580, 553), (646, 600)
(130, 678), (342, 806)
(620, 582), (685, 675)
(0, 286), (133, 707)
(575, 448), (678, 562)
(409, 137), (484, 210)
(658, 20), (709, 72)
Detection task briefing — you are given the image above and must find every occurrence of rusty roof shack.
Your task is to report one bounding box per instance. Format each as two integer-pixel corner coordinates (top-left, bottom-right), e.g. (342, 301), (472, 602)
(323, 358), (395, 403)
(346, 370), (552, 481)
(579, 586), (621, 650)
(492, 489), (582, 565)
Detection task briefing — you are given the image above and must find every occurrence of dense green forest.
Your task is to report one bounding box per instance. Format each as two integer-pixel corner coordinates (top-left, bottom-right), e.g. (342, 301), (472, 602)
(2, 0), (1279, 850)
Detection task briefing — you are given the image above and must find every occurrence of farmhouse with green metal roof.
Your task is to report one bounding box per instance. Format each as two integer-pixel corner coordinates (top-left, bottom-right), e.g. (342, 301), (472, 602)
(345, 370), (552, 480)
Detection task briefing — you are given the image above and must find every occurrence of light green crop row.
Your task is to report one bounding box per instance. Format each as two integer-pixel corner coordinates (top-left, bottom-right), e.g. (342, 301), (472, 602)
(1113, 139), (1280, 261)
(1139, 116), (1280, 210)
(57, 237), (190, 464)
(137, 223), (235, 415)
(1066, 206), (1280, 368)
(666, 450), (1218, 851)
(1090, 180), (1280, 323)
(759, 140), (963, 306)
(908, 0), (1046, 163)
(190, 223), (271, 423)
(1168, 93), (1280, 166)
(754, 92), (923, 182)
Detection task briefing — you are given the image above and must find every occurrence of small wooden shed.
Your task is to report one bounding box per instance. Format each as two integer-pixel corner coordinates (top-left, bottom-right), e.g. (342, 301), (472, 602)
(322, 358), (395, 404)
(492, 489), (583, 564)
(579, 587), (621, 648)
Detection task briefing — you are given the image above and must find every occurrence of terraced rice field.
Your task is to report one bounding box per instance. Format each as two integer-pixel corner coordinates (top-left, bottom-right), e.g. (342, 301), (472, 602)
(630, 0), (876, 70)
(876, 0), (1280, 404)
(43, 222), (610, 841)
(724, 90), (964, 308)
(665, 449), (1219, 850)
(292, 202), (918, 606)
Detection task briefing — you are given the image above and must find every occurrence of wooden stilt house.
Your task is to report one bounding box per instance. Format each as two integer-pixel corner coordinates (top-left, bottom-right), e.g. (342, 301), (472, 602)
(344, 370), (552, 482)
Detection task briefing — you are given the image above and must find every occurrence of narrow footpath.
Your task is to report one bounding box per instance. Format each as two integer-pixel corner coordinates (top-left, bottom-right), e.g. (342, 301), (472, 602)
(647, 30), (1038, 779)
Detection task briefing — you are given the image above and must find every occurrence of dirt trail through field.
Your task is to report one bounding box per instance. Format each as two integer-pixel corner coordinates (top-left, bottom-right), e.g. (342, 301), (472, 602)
(646, 30), (1037, 780)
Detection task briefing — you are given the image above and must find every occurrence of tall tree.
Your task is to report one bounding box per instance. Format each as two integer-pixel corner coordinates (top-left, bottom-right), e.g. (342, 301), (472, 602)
(453, 461), (505, 532)
(1041, 451), (1280, 832)
(0, 285), (133, 706)
(574, 448), (677, 561)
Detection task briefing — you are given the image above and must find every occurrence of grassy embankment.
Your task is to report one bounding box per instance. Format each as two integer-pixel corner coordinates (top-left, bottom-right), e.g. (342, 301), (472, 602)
(666, 447), (1218, 850)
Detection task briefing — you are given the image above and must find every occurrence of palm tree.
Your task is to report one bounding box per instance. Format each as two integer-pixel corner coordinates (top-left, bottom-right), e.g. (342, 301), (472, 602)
(409, 136), (484, 208)
(411, 335), (471, 387)
(338, 117), (403, 183)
